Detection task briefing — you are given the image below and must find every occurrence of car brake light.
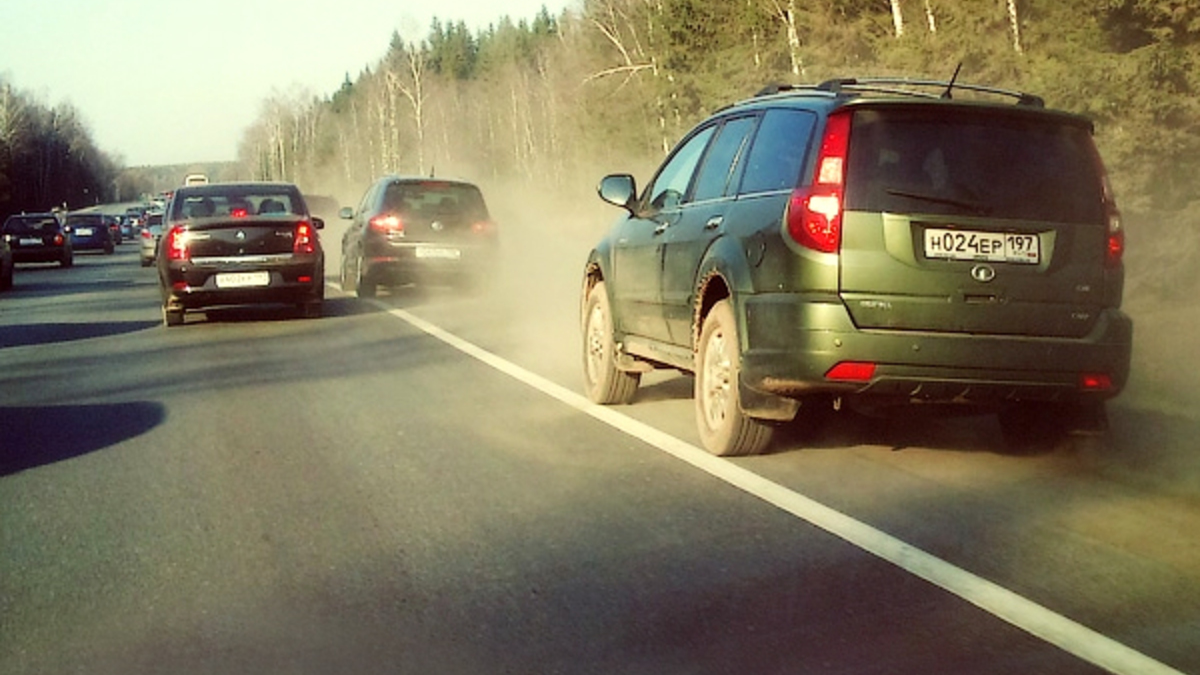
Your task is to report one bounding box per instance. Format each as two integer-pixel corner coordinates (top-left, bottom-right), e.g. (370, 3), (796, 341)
(231, 207), (249, 218)
(166, 226), (189, 261)
(141, 228), (152, 239)
(370, 215), (404, 234)
(825, 361), (876, 382)
(1080, 372), (1113, 391)
(53, 234), (64, 246)
(785, 111), (851, 254)
(1088, 140), (1123, 268)
(294, 221), (316, 255)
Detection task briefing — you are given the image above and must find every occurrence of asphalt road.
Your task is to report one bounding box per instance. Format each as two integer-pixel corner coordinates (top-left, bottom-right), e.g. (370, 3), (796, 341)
(1, 230), (1198, 674)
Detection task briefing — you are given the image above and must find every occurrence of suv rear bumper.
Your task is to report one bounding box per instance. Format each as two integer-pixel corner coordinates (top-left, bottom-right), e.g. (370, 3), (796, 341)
(740, 294), (1132, 407)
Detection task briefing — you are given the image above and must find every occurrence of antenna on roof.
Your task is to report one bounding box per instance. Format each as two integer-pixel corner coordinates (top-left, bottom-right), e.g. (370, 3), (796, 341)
(942, 63), (963, 99)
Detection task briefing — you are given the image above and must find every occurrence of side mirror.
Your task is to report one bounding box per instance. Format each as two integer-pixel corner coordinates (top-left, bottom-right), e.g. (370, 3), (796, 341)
(338, 207), (354, 220)
(311, 216), (325, 230)
(598, 174), (637, 212)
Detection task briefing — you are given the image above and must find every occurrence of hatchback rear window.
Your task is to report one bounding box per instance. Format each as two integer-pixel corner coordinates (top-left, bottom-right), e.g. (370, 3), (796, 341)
(845, 108), (1105, 225)
(3, 216), (59, 234)
(383, 182), (489, 220)
(66, 214), (104, 226)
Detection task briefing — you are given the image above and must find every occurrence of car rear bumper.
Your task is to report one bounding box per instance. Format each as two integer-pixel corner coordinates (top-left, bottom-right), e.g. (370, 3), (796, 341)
(363, 244), (495, 285)
(739, 293), (1133, 407)
(12, 247), (69, 263)
(162, 258), (323, 310)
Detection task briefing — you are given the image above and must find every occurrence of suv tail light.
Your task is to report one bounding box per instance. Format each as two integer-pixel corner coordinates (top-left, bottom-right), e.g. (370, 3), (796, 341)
(294, 221), (316, 255)
(370, 214), (404, 234)
(1088, 141), (1123, 268)
(785, 111), (851, 254)
(165, 226), (189, 261)
(825, 361), (876, 382)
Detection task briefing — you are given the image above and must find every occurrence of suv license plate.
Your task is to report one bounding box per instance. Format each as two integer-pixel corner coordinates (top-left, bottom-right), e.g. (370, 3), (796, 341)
(415, 247), (461, 260)
(924, 228), (1039, 264)
(215, 271), (270, 288)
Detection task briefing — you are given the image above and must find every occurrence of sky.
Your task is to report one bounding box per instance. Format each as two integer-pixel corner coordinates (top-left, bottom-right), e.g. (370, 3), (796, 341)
(0, 0), (572, 167)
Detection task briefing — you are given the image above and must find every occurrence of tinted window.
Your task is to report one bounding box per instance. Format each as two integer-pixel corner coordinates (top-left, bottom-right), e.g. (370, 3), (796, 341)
(644, 125), (716, 211)
(739, 109), (816, 195)
(845, 108), (1104, 224)
(382, 181), (489, 220)
(170, 187), (303, 219)
(66, 214), (103, 226)
(3, 216), (59, 234)
(692, 116), (757, 203)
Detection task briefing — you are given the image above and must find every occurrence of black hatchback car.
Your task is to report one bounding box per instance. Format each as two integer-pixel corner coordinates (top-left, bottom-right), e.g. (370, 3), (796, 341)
(157, 182), (325, 326)
(583, 77), (1132, 456)
(339, 177), (498, 297)
(2, 213), (73, 267)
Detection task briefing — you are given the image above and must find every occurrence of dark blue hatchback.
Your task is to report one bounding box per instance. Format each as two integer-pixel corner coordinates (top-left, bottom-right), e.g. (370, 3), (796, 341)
(64, 212), (115, 254)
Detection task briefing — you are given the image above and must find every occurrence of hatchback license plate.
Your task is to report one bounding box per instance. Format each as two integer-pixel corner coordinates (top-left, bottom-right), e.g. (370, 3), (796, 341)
(924, 228), (1039, 264)
(18, 237), (42, 246)
(215, 271), (270, 288)
(75, 228), (94, 236)
(415, 247), (461, 260)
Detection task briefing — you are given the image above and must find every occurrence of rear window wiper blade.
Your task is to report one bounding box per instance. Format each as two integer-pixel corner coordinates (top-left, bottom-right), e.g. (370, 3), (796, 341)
(886, 188), (991, 216)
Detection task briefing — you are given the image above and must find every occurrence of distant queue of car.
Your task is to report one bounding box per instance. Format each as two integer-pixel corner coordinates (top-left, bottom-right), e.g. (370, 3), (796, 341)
(0, 206), (159, 291)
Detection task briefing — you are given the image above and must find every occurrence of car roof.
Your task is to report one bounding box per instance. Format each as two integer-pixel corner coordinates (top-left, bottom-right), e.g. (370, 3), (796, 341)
(173, 181), (299, 197)
(717, 77), (1091, 128)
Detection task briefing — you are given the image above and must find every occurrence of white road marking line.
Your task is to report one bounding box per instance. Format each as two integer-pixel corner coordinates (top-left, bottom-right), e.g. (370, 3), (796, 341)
(354, 291), (1184, 675)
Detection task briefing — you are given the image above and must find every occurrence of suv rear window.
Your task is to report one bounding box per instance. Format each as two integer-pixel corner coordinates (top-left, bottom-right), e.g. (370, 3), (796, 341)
(845, 108), (1105, 225)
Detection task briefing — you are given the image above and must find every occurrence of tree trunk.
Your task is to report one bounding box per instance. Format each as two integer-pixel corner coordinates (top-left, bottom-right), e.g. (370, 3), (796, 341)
(1007, 0), (1024, 53)
(890, 0), (905, 38)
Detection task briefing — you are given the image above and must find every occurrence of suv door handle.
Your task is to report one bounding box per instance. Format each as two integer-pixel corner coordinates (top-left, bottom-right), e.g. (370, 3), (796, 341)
(705, 216), (724, 230)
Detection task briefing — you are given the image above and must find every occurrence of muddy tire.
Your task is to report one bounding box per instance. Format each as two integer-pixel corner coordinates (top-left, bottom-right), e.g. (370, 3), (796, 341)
(582, 281), (639, 404)
(695, 299), (773, 456)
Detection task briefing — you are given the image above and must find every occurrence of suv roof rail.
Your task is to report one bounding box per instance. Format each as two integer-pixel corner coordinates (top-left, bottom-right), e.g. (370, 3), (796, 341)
(814, 77), (1045, 107)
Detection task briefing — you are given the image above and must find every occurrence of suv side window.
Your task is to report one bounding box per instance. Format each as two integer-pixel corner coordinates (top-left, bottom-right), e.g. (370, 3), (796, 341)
(692, 116), (758, 203)
(739, 109), (817, 195)
(643, 125), (716, 212)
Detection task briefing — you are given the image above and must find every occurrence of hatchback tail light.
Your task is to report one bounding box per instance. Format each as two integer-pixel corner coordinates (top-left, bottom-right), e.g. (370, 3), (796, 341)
(53, 233), (65, 246)
(294, 221), (316, 255)
(471, 220), (497, 236)
(785, 110), (852, 254)
(370, 214), (404, 234)
(165, 226), (189, 261)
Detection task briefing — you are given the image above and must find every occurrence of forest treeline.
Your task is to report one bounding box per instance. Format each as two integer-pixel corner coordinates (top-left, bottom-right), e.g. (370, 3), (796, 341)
(234, 0), (1200, 297)
(0, 80), (121, 219)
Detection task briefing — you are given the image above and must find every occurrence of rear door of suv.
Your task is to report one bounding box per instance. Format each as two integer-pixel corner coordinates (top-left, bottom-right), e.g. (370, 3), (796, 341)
(839, 103), (1113, 339)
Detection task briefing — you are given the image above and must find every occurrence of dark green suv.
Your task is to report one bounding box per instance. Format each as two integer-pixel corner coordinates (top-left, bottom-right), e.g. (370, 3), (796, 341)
(582, 78), (1132, 456)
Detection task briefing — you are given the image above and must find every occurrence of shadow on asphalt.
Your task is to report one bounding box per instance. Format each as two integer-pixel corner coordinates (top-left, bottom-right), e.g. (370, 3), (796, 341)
(0, 320), (160, 348)
(0, 401), (166, 476)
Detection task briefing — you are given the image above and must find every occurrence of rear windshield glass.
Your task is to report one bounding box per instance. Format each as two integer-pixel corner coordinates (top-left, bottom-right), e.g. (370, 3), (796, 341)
(845, 108), (1105, 225)
(170, 188), (302, 220)
(3, 216), (60, 234)
(65, 214), (104, 226)
(383, 182), (489, 220)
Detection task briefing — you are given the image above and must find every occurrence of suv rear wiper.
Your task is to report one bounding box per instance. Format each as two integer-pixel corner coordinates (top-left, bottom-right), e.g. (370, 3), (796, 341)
(886, 188), (991, 216)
